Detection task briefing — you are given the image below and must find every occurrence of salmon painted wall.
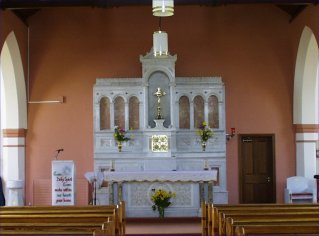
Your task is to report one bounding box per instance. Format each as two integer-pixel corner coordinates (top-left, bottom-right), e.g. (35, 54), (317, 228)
(23, 4), (317, 204)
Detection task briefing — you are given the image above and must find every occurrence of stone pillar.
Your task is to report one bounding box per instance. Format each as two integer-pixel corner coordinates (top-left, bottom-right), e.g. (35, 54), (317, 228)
(295, 125), (318, 178)
(2, 128), (26, 206)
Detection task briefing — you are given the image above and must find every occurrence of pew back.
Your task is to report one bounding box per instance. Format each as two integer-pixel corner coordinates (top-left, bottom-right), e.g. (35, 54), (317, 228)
(0, 202), (125, 235)
(219, 210), (319, 235)
(235, 224), (319, 236)
(213, 204), (319, 229)
(204, 203), (319, 236)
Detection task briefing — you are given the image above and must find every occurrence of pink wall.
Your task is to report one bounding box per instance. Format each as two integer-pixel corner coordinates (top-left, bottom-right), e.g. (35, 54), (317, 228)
(7, 4), (314, 204)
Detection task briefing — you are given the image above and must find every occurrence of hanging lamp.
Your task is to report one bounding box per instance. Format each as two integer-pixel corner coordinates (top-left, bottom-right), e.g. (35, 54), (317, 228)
(152, 0), (174, 17)
(153, 18), (168, 57)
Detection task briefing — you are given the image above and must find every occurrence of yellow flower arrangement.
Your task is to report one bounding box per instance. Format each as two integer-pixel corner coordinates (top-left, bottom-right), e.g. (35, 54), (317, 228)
(151, 189), (176, 218)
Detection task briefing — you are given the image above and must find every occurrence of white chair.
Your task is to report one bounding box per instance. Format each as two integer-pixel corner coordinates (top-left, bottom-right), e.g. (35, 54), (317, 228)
(284, 176), (317, 203)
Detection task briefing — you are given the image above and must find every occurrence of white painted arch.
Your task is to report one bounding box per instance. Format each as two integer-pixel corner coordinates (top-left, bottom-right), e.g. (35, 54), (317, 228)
(294, 26), (318, 125)
(1, 32), (27, 129)
(293, 26), (319, 178)
(0, 31), (27, 205)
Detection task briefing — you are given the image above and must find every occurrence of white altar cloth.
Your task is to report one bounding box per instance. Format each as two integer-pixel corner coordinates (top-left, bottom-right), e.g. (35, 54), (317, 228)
(103, 170), (218, 183)
(104, 170), (218, 206)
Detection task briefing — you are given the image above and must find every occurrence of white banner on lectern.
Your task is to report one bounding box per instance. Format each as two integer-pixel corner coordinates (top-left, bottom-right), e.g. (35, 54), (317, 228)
(52, 160), (75, 205)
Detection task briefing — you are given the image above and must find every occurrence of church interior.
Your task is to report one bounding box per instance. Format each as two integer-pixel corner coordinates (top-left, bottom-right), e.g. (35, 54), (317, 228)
(0, 0), (318, 235)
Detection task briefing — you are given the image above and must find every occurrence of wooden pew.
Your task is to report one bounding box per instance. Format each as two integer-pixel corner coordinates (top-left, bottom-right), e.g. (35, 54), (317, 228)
(0, 213), (113, 234)
(213, 203), (319, 229)
(225, 215), (319, 236)
(0, 202), (125, 235)
(235, 224), (319, 236)
(93, 219), (115, 236)
(201, 202), (208, 236)
(202, 202), (215, 236)
(0, 221), (113, 235)
(219, 210), (319, 235)
(207, 203), (319, 236)
(118, 200), (126, 236)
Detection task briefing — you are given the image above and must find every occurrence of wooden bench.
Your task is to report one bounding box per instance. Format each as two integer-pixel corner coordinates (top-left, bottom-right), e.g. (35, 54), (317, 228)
(223, 212), (319, 236)
(0, 201), (125, 235)
(218, 207), (319, 234)
(217, 204), (319, 235)
(202, 203), (319, 236)
(235, 223), (319, 236)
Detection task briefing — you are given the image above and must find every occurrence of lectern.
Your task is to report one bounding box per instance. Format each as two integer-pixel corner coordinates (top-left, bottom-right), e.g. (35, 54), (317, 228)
(52, 160), (75, 205)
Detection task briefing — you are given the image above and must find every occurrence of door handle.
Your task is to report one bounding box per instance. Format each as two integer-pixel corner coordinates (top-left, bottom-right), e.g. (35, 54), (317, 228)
(266, 177), (271, 182)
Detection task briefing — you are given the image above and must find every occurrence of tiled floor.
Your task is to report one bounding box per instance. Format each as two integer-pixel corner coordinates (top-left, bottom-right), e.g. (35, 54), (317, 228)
(125, 217), (201, 235)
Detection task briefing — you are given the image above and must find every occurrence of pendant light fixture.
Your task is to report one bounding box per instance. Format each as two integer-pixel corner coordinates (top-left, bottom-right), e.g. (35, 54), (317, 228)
(152, 0), (174, 17)
(153, 18), (168, 57)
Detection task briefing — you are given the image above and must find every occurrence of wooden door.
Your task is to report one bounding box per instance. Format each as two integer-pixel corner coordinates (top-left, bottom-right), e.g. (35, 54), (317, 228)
(239, 135), (276, 203)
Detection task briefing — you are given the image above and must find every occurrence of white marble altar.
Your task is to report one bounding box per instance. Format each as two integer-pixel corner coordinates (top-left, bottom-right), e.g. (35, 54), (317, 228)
(93, 49), (228, 216)
(105, 170), (217, 217)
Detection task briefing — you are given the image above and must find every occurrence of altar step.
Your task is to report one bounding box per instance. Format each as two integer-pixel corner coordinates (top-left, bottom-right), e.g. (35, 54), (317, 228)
(126, 217), (201, 235)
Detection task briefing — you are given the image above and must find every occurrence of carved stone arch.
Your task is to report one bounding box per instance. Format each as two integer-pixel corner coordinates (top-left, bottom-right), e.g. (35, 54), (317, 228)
(96, 94), (111, 104)
(100, 96), (110, 130)
(176, 93), (191, 102)
(112, 94), (128, 104)
(142, 66), (174, 85)
(190, 92), (205, 103)
(206, 91), (222, 101)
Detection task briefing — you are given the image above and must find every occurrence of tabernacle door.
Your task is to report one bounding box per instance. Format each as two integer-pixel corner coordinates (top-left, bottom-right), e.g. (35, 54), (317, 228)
(52, 160), (76, 205)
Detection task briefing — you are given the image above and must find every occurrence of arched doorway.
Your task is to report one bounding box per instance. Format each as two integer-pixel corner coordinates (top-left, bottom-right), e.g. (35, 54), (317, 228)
(0, 31), (27, 205)
(293, 26), (319, 178)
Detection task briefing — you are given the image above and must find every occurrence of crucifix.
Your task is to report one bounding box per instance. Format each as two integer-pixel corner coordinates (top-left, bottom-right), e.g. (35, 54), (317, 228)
(154, 87), (166, 119)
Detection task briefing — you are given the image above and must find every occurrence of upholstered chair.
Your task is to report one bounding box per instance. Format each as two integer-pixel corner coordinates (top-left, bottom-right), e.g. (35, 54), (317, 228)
(284, 176), (317, 203)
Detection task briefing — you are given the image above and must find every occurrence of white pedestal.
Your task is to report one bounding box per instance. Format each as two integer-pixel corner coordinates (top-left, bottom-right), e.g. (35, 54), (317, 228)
(7, 180), (24, 206)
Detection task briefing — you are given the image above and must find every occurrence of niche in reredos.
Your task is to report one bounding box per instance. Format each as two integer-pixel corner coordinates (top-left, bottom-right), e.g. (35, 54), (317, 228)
(148, 71), (171, 128)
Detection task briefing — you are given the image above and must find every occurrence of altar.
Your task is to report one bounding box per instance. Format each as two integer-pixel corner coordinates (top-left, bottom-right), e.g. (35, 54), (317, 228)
(93, 48), (228, 216)
(104, 170), (217, 216)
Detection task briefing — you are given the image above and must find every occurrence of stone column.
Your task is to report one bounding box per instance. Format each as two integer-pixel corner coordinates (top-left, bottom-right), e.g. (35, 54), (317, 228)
(295, 124), (318, 178)
(2, 128), (26, 206)
(190, 101), (194, 129)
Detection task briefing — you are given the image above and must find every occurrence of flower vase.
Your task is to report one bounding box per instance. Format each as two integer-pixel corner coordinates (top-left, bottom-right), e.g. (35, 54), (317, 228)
(117, 141), (122, 152)
(158, 206), (165, 218)
(201, 141), (206, 151)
